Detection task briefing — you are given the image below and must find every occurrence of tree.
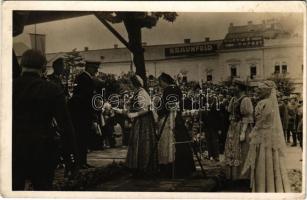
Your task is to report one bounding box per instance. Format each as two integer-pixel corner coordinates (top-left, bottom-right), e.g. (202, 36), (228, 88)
(95, 12), (178, 88)
(63, 48), (85, 89)
(268, 73), (295, 96)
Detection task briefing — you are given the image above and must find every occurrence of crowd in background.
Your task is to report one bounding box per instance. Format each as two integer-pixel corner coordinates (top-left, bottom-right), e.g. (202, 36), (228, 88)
(50, 57), (304, 163)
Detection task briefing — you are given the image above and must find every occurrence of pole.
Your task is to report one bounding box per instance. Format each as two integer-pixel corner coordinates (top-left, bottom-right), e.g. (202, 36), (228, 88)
(94, 13), (134, 54)
(34, 24), (37, 50)
(154, 62), (157, 78)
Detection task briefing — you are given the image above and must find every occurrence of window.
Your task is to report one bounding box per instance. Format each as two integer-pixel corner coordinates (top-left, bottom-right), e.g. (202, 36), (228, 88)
(207, 75), (212, 82)
(250, 64), (257, 79)
(282, 62), (287, 74)
(274, 61), (287, 74)
(230, 65), (238, 77)
(182, 76), (187, 83)
(274, 63), (280, 74)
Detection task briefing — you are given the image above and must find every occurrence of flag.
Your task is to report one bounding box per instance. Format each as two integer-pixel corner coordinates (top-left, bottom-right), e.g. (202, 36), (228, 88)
(29, 33), (46, 55)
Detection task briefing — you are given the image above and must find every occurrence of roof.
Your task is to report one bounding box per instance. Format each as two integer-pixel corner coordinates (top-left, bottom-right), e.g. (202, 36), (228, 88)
(228, 24), (265, 34)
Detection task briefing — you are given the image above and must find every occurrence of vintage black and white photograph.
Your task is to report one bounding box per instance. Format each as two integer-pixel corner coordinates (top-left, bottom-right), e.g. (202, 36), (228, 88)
(1, 1), (306, 198)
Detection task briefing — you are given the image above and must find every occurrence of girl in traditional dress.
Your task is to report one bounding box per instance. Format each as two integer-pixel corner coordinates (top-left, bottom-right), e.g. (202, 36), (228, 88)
(224, 81), (254, 181)
(241, 80), (290, 192)
(124, 75), (158, 177)
(157, 73), (196, 178)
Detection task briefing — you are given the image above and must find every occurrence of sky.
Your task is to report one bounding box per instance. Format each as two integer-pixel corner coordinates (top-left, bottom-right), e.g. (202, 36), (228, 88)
(13, 12), (303, 54)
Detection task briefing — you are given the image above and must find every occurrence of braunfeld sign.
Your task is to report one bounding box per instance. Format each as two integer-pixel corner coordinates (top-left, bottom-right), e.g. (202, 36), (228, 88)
(165, 43), (218, 57)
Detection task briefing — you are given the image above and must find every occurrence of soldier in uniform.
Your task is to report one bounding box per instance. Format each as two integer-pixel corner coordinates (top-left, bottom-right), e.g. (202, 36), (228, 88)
(287, 95), (298, 146)
(279, 96), (289, 143)
(68, 60), (100, 169)
(13, 50), (78, 190)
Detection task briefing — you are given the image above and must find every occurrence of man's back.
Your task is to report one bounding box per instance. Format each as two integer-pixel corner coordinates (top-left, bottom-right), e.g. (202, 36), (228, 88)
(13, 72), (76, 153)
(12, 49), (77, 190)
(13, 72), (61, 137)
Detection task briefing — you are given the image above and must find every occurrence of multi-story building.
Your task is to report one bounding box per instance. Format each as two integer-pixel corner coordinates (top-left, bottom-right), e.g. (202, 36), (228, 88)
(14, 19), (304, 93)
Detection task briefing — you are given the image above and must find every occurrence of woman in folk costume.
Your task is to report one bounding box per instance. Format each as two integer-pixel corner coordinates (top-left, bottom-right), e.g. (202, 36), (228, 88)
(241, 80), (290, 192)
(224, 80), (254, 181)
(157, 73), (195, 178)
(124, 75), (158, 177)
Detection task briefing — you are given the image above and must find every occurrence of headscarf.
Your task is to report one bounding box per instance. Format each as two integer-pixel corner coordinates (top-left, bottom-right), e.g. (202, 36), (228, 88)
(257, 80), (275, 90)
(242, 80), (287, 176)
(266, 81), (287, 153)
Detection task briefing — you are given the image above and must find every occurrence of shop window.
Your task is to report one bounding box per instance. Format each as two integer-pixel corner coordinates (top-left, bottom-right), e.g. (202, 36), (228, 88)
(250, 64), (257, 79)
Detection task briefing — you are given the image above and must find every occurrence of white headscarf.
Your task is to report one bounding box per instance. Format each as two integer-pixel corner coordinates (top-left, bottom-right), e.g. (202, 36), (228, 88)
(267, 81), (287, 154)
(135, 75), (144, 87)
(242, 80), (287, 176)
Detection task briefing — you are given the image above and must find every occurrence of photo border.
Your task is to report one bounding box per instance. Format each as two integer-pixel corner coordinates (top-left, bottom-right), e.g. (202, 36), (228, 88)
(1, 1), (306, 199)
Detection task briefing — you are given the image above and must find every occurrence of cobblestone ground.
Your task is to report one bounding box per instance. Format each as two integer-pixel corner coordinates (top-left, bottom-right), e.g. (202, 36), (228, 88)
(51, 144), (302, 192)
(51, 126), (303, 192)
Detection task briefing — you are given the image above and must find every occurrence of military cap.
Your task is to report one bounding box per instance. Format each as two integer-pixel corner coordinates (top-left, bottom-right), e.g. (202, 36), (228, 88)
(85, 60), (101, 68)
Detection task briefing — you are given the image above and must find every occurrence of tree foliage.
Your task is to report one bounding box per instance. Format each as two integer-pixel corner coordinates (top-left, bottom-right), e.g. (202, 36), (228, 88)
(268, 73), (296, 96)
(95, 12), (177, 28)
(63, 48), (85, 83)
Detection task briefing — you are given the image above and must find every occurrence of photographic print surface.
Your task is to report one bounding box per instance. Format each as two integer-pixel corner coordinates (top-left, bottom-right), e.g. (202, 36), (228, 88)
(1, 1), (306, 198)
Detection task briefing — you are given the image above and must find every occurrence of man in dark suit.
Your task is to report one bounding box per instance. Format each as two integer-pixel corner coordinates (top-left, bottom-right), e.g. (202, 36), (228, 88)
(68, 60), (100, 169)
(201, 95), (220, 161)
(13, 50), (77, 190)
(47, 57), (67, 95)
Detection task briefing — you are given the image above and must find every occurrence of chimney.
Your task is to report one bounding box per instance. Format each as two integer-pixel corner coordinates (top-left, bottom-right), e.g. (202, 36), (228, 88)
(114, 44), (118, 49)
(84, 46), (89, 51)
(248, 21), (253, 25)
(184, 38), (191, 44)
(229, 22), (234, 27)
(142, 42), (147, 46)
(205, 37), (210, 42)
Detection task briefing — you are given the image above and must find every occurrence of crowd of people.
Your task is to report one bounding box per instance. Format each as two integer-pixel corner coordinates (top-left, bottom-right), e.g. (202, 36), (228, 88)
(13, 49), (303, 192)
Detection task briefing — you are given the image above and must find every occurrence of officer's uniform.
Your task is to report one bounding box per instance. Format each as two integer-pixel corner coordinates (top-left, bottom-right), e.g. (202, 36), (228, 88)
(68, 61), (100, 167)
(13, 72), (77, 190)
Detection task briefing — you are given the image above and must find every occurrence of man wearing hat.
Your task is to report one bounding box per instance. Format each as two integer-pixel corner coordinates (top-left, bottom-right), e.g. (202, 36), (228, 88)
(287, 95), (299, 146)
(13, 49), (77, 190)
(68, 59), (100, 169)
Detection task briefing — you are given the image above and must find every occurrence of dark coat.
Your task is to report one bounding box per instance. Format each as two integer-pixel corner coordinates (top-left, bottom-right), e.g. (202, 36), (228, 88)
(68, 72), (96, 164)
(13, 72), (77, 163)
(279, 102), (289, 130)
(69, 72), (96, 127)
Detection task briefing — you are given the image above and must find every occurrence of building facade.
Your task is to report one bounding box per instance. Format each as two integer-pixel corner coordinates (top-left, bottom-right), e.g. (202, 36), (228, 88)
(15, 19), (304, 93)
